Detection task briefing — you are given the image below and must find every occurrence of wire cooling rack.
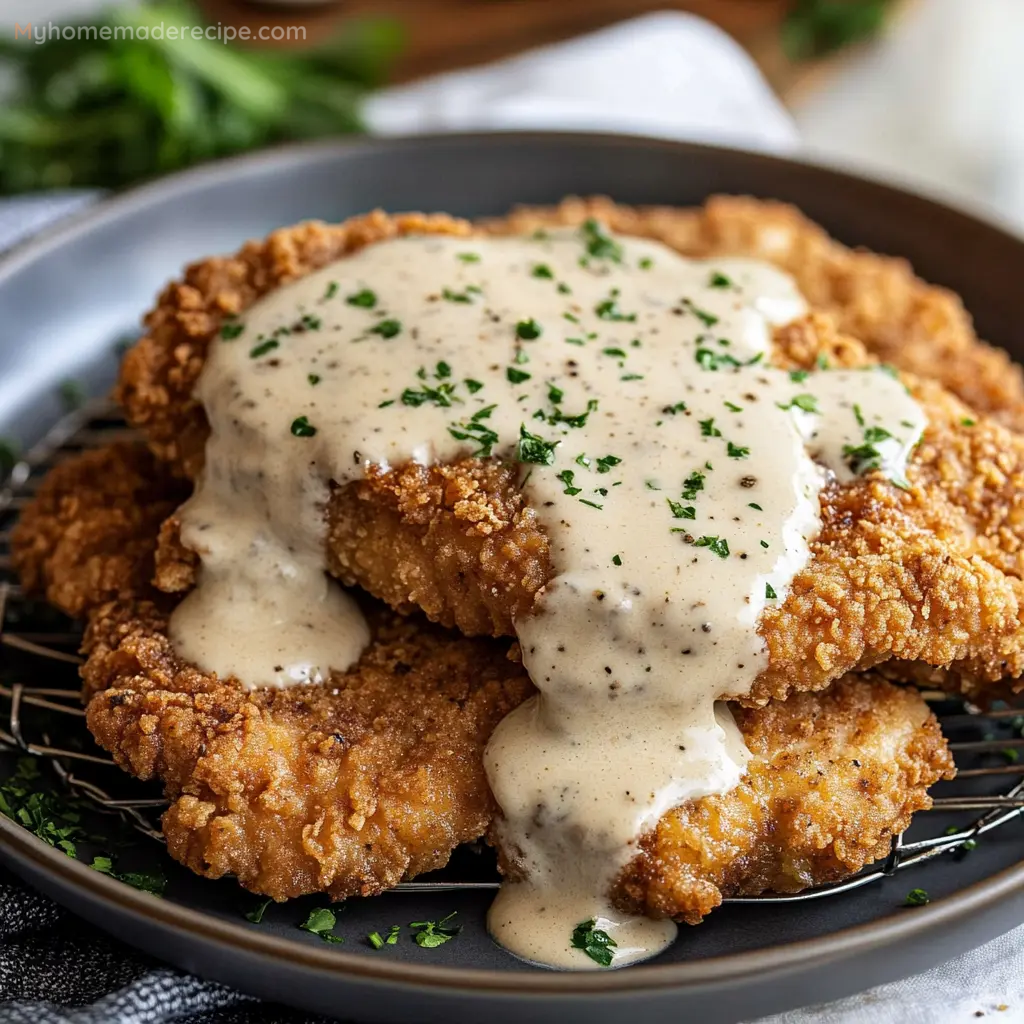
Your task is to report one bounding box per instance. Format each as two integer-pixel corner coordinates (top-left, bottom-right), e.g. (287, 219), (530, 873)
(1, 400), (1023, 901)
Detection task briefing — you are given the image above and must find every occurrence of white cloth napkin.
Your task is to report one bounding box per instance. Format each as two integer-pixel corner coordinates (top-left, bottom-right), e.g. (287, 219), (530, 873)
(0, 10), (1020, 1023)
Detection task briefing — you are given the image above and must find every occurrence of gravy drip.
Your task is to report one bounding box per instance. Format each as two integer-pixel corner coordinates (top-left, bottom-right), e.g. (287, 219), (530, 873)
(171, 226), (925, 966)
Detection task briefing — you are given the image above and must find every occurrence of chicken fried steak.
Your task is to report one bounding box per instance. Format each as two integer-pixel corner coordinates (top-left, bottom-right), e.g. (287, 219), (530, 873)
(14, 446), (952, 914)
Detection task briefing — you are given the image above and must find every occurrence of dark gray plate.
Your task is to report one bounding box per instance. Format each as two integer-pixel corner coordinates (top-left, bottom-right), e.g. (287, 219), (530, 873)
(1, 132), (1023, 1024)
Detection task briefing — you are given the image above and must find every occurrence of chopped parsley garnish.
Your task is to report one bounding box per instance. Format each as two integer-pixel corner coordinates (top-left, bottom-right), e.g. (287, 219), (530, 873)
(220, 321), (245, 340)
(863, 425), (893, 444)
(904, 889), (930, 907)
(662, 401), (688, 415)
(378, 399), (394, 408)
(506, 367), (531, 385)
(765, 583), (777, 600)
(410, 912), (461, 948)
(693, 535), (730, 558)
(748, 502), (763, 511)
(402, 380), (458, 407)
(442, 286), (480, 304)
(727, 442), (750, 459)
(514, 349), (530, 365)
(370, 319), (402, 339)
(621, 373), (644, 381)
(778, 394), (819, 414)
(724, 401), (743, 413)
(516, 318), (543, 340)
(346, 288), (376, 308)
(300, 908), (344, 943)
(517, 425), (559, 465)
(594, 290), (636, 323)
(246, 898), (273, 923)
(960, 417), (976, 427)
(557, 469), (582, 495)
(580, 218), (623, 263)
(449, 406), (499, 457)
(299, 314), (322, 331)
(695, 347), (741, 371)
(579, 499), (603, 510)
(789, 369), (809, 383)
(708, 271), (733, 289)
(368, 925), (401, 948)
(602, 347), (627, 359)
(681, 471), (705, 500)
(90, 856), (166, 897)
(290, 416), (317, 437)
(532, 263), (554, 279)
(323, 281), (339, 300)
(307, 374), (321, 386)
(638, 256), (653, 270)
(571, 919), (617, 967)
(0, 759), (84, 857)
(683, 298), (719, 328)
(595, 454), (622, 473)
(550, 399), (599, 429)
(612, 554), (622, 566)
(547, 383), (564, 404)
(853, 404), (865, 427)
(457, 252), (480, 263)
(249, 339), (279, 358)
(699, 418), (722, 438)
(667, 499), (696, 520)
(465, 378), (484, 393)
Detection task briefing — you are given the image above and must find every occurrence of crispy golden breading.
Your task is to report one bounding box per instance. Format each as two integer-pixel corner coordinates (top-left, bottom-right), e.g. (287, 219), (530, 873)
(116, 210), (1024, 703)
(10, 442), (187, 618)
(13, 445), (953, 911)
(82, 599), (532, 901)
(611, 676), (954, 924)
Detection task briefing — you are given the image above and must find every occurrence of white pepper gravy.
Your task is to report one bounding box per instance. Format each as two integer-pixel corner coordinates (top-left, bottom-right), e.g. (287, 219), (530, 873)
(172, 224), (925, 967)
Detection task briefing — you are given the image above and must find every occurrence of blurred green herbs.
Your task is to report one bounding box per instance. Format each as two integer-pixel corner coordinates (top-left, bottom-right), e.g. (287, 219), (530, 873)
(0, 1), (402, 194)
(783, 0), (894, 61)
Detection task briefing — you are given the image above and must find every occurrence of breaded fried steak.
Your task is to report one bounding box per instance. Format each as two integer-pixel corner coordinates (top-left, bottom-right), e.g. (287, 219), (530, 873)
(114, 211), (1024, 706)
(14, 445), (952, 911)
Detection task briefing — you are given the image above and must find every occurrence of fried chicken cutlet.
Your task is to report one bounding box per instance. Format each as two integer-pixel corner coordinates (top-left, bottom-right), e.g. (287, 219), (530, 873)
(117, 211), (1024, 704)
(12, 444), (953, 913)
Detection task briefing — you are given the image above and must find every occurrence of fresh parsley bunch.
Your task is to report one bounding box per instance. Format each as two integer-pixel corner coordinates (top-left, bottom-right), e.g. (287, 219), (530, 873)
(0, 1), (402, 193)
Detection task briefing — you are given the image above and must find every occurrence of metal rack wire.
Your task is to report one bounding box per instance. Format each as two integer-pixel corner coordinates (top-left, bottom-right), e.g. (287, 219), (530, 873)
(1, 401), (1023, 901)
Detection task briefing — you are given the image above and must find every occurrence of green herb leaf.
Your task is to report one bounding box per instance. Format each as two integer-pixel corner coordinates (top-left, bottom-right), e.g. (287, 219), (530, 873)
(765, 583), (777, 599)
(246, 898), (273, 923)
(579, 219), (623, 263)
(667, 499), (696, 520)
(517, 425), (559, 465)
(708, 271), (732, 289)
(557, 469), (582, 496)
(570, 919), (617, 967)
(516, 318), (542, 341)
(410, 912), (461, 948)
(370, 319), (402, 339)
(249, 339), (279, 358)
(507, 367), (531, 385)
(300, 908), (344, 943)
(220, 322), (245, 340)
(346, 288), (377, 308)
(290, 416), (317, 437)
(532, 263), (554, 279)
(904, 888), (930, 907)
(726, 442), (750, 459)
(693, 535), (730, 558)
